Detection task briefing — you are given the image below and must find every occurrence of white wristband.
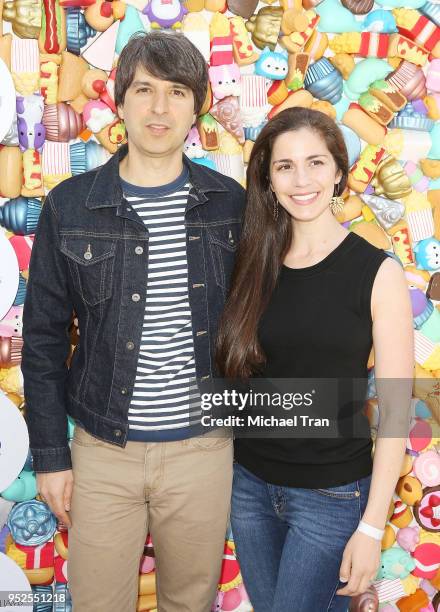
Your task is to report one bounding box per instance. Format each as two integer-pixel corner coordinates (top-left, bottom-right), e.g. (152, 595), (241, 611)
(356, 520), (385, 541)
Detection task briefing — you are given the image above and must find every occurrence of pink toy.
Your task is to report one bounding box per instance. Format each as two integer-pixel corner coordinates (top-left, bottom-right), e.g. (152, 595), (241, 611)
(239, 74), (269, 129)
(404, 161), (430, 192)
(209, 63), (241, 100)
(222, 588), (242, 611)
(184, 126), (205, 159)
(408, 418), (432, 455)
(411, 542), (440, 579)
(0, 306), (23, 337)
(81, 21), (119, 72)
(83, 100), (116, 133)
(427, 59), (440, 94)
(396, 526), (420, 552)
(414, 450), (440, 487)
(139, 555), (155, 573)
(9, 235), (34, 270)
(143, 0), (187, 29)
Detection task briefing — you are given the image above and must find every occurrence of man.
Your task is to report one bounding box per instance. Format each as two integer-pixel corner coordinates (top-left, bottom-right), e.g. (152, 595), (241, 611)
(21, 31), (245, 612)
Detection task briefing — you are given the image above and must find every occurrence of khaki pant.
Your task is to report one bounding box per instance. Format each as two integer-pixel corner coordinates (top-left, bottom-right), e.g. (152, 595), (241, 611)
(68, 426), (233, 612)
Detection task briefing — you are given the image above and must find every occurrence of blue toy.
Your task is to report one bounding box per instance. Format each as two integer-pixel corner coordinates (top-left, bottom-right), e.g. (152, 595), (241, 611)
(255, 47), (288, 81)
(7, 500), (57, 545)
(414, 238), (440, 271)
(0, 470), (37, 502)
(376, 546), (416, 580)
(375, 0), (425, 7)
(363, 9), (397, 33)
(192, 157), (217, 171)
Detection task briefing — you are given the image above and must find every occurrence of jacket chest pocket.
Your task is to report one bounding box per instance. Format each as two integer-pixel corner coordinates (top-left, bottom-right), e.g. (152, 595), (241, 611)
(208, 224), (239, 292)
(60, 236), (116, 306)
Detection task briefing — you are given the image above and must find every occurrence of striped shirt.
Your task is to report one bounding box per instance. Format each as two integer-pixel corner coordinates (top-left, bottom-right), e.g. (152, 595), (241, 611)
(121, 168), (202, 441)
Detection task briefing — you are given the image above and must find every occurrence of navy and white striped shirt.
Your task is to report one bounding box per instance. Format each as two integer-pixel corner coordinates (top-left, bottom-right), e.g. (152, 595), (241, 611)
(121, 167), (202, 441)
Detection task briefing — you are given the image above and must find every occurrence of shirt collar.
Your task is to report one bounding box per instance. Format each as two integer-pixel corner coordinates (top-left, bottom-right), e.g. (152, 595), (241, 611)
(86, 143), (229, 209)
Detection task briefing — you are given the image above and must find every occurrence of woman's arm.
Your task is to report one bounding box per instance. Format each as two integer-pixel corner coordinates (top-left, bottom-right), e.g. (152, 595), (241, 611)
(337, 255), (414, 597)
(361, 255), (414, 529)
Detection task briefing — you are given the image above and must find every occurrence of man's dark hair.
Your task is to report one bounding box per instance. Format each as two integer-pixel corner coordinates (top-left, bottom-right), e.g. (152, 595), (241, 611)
(114, 31), (209, 115)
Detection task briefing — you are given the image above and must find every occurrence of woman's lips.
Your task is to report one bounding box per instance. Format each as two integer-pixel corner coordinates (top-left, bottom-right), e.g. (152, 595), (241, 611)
(289, 192), (319, 206)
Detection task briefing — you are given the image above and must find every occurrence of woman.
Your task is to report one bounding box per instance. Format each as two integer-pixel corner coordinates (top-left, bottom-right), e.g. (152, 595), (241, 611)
(216, 107), (414, 611)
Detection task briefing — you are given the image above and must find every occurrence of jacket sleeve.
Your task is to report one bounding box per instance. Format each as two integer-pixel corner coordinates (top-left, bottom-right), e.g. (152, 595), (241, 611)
(21, 192), (73, 473)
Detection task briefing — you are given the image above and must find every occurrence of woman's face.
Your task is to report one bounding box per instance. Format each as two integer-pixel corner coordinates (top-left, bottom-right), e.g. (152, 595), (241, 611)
(269, 127), (342, 223)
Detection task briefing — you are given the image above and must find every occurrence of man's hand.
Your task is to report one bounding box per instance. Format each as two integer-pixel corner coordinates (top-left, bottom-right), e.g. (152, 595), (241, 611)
(36, 470), (74, 528)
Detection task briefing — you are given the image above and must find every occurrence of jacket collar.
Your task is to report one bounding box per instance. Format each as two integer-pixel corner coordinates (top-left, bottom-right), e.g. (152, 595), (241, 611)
(85, 143), (228, 209)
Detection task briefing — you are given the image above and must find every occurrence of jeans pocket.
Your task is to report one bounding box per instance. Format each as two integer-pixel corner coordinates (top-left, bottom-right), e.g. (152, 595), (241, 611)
(312, 480), (361, 500)
(60, 235), (116, 306)
(186, 429), (233, 451)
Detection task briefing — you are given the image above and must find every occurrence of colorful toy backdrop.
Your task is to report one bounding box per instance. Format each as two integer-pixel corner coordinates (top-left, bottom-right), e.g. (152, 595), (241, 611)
(1, 0), (440, 610)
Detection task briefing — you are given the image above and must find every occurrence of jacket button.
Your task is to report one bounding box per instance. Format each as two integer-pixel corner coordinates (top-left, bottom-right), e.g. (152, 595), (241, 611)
(135, 246), (144, 255)
(126, 341), (135, 350)
(132, 293), (140, 302)
(121, 387), (128, 395)
(114, 429), (122, 437)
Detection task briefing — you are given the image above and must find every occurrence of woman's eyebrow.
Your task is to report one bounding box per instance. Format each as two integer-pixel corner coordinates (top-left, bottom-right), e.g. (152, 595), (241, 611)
(272, 154), (329, 164)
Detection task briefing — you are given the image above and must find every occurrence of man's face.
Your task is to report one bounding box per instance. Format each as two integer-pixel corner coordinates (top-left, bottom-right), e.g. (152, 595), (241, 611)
(117, 66), (197, 158)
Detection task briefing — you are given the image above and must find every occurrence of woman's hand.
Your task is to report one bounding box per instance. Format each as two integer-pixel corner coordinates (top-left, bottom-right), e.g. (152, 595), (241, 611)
(336, 530), (381, 597)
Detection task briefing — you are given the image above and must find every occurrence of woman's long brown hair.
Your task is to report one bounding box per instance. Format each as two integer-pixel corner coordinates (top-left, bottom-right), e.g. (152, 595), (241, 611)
(215, 107), (349, 379)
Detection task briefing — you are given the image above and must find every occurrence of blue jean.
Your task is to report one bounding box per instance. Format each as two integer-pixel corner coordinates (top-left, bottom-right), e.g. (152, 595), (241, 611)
(231, 462), (372, 612)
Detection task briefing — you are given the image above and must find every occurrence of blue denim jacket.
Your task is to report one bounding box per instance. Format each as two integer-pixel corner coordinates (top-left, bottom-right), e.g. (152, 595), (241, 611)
(21, 144), (245, 472)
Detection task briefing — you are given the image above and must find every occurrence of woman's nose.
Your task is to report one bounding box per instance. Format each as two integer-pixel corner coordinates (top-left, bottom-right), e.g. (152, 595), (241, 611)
(294, 165), (311, 186)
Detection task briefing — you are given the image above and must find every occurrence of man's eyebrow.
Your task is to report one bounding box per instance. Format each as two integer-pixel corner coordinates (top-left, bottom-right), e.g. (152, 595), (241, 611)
(131, 80), (190, 89)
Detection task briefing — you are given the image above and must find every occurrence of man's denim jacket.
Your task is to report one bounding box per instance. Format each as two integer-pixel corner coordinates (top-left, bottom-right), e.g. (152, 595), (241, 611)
(21, 144), (245, 472)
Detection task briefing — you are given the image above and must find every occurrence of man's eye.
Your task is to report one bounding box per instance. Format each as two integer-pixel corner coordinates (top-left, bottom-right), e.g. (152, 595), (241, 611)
(173, 90), (184, 96)
(278, 165), (290, 171)
(311, 160), (323, 166)
(137, 88), (150, 93)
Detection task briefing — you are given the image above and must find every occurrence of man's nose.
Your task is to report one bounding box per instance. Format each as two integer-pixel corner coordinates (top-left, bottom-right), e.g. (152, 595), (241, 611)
(151, 90), (169, 115)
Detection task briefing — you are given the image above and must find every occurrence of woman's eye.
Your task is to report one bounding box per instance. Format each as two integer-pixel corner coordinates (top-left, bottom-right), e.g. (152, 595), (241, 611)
(137, 88), (150, 93)
(277, 165), (290, 171)
(173, 90), (184, 96)
(311, 159), (323, 166)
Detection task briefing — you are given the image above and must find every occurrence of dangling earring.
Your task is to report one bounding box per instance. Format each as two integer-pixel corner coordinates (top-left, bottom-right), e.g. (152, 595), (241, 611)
(270, 190), (279, 221)
(329, 184), (344, 215)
